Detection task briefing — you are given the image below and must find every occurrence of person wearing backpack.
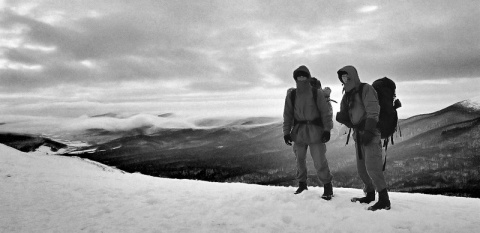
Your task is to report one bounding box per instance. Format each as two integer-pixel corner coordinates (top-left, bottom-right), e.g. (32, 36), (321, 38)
(335, 65), (391, 211)
(283, 65), (334, 200)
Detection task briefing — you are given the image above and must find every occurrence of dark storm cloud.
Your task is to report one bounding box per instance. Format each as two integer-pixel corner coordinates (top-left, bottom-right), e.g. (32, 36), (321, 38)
(312, 0), (480, 81)
(0, 0), (479, 95)
(252, 0), (480, 83)
(0, 1), (266, 92)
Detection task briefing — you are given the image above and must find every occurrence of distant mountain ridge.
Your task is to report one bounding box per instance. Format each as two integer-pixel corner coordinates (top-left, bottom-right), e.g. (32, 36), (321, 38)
(398, 99), (480, 141)
(0, 133), (67, 153)
(1, 97), (480, 197)
(458, 96), (480, 111)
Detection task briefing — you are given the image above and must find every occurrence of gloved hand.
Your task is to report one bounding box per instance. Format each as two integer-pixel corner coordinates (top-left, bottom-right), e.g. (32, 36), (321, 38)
(323, 87), (331, 97)
(284, 134), (293, 146)
(361, 130), (375, 145)
(321, 131), (331, 143)
(336, 111), (354, 128)
(362, 118), (378, 145)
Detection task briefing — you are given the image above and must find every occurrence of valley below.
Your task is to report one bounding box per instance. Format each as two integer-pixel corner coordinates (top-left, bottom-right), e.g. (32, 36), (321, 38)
(2, 99), (480, 198)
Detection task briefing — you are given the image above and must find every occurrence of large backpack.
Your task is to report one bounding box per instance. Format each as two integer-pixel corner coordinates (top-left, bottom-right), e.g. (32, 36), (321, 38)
(289, 85), (334, 127)
(358, 77), (399, 141)
(358, 77), (401, 171)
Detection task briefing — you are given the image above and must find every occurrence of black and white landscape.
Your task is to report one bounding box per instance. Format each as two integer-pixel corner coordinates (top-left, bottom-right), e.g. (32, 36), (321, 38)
(2, 1), (480, 232)
(3, 96), (479, 198)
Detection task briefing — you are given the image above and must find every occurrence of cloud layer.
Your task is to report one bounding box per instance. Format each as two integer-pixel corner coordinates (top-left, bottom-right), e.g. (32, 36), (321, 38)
(0, 0), (479, 120)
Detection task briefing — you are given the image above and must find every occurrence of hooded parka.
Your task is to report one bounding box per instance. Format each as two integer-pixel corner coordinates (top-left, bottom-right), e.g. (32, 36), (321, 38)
(337, 65), (380, 127)
(336, 65), (388, 193)
(283, 65), (334, 186)
(283, 66), (333, 144)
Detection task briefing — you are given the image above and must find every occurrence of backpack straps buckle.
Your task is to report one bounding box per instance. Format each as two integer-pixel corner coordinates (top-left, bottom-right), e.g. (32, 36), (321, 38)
(293, 118), (323, 126)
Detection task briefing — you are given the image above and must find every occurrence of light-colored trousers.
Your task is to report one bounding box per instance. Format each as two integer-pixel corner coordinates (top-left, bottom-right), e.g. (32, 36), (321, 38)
(354, 131), (388, 192)
(293, 142), (333, 185)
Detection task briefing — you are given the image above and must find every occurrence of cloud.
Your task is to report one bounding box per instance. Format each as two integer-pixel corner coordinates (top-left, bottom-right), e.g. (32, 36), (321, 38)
(0, 0), (479, 121)
(344, 1), (480, 81)
(62, 114), (197, 132)
(358, 5), (379, 13)
(1, 1), (273, 93)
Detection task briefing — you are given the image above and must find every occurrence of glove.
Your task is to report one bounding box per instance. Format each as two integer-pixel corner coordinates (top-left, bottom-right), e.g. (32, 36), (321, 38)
(361, 130), (375, 145)
(336, 111), (354, 128)
(284, 134), (293, 146)
(321, 131), (331, 143)
(394, 99), (402, 109)
(362, 118), (378, 145)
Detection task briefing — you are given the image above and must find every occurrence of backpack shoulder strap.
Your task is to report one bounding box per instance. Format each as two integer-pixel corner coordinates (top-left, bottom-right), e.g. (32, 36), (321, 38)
(290, 88), (296, 109)
(311, 87), (318, 107)
(358, 83), (366, 100)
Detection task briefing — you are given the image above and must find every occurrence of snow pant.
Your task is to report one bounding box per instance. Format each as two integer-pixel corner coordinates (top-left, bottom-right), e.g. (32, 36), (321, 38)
(354, 130), (387, 193)
(293, 142), (333, 185)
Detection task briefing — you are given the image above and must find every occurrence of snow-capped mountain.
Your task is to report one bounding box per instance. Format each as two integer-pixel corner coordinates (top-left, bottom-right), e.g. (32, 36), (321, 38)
(399, 96), (480, 140)
(1, 144), (479, 233)
(458, 95), (480, 111)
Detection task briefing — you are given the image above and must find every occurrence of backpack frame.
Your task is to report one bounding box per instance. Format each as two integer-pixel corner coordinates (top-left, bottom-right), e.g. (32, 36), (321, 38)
(358, 77), (399, 140)
(356, 77), (400, 171)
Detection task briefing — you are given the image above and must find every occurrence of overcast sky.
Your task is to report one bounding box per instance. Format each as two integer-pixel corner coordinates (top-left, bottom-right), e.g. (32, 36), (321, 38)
(1, 0), (479, 121)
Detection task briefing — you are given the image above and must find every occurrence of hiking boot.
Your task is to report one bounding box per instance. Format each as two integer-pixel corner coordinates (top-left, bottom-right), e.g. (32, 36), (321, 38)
(321, 182), (333, 200)
(368, 189), (391, 211)
(294, 182), (308, 194)
(351, 191), (375, 204)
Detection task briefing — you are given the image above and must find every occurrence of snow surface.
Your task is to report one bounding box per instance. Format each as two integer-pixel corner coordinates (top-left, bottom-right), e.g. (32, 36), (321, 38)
(1, 144), (479, 233)
(459, 95), (480, 110)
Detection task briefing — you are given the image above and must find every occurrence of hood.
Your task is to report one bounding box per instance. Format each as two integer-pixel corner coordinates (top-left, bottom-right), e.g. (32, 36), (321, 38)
(293, 65), (311, 80)
(337, 65), (360, 92)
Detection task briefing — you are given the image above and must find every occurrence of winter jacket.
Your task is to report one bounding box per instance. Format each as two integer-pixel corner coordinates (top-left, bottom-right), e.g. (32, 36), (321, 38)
(283, 66), (333, 144)
(337, 66), (380, 128)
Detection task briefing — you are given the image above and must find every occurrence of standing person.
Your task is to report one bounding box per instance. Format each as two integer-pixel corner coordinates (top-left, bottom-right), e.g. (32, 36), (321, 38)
(283, 65), (334, 200)
(335, 65), (391, 211)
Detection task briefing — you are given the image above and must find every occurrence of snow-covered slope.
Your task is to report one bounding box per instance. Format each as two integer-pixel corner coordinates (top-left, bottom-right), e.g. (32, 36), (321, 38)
(458, 95), (480, 111)
(1, 144), (479, 233)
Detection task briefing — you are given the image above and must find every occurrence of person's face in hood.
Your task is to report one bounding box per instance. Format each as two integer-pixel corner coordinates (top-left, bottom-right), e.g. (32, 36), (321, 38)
(338, 66), (360, 92)
(341, 74), (352, 87)
(295, 74), (311, 91)
(342, 73), (356, 92)
(296, 75), (309, 82)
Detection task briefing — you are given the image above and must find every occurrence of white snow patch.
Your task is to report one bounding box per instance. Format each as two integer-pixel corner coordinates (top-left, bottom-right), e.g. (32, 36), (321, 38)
(1, 144), (479, 233)
(29, 145), (56, 155)
(52, 138), (91, 148)
(459, 95), (480, 110)
(67, 148), (97, 154)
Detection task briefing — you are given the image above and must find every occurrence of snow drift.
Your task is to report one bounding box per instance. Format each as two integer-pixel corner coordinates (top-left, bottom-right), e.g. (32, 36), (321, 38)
(458, 95), (480, 111)
(1, 144), (479, 233)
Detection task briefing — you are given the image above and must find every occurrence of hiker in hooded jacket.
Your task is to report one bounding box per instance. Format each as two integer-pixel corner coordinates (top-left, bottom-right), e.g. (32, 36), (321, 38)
(336, 65), (391, 211)
(283, 65), (334, 200)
